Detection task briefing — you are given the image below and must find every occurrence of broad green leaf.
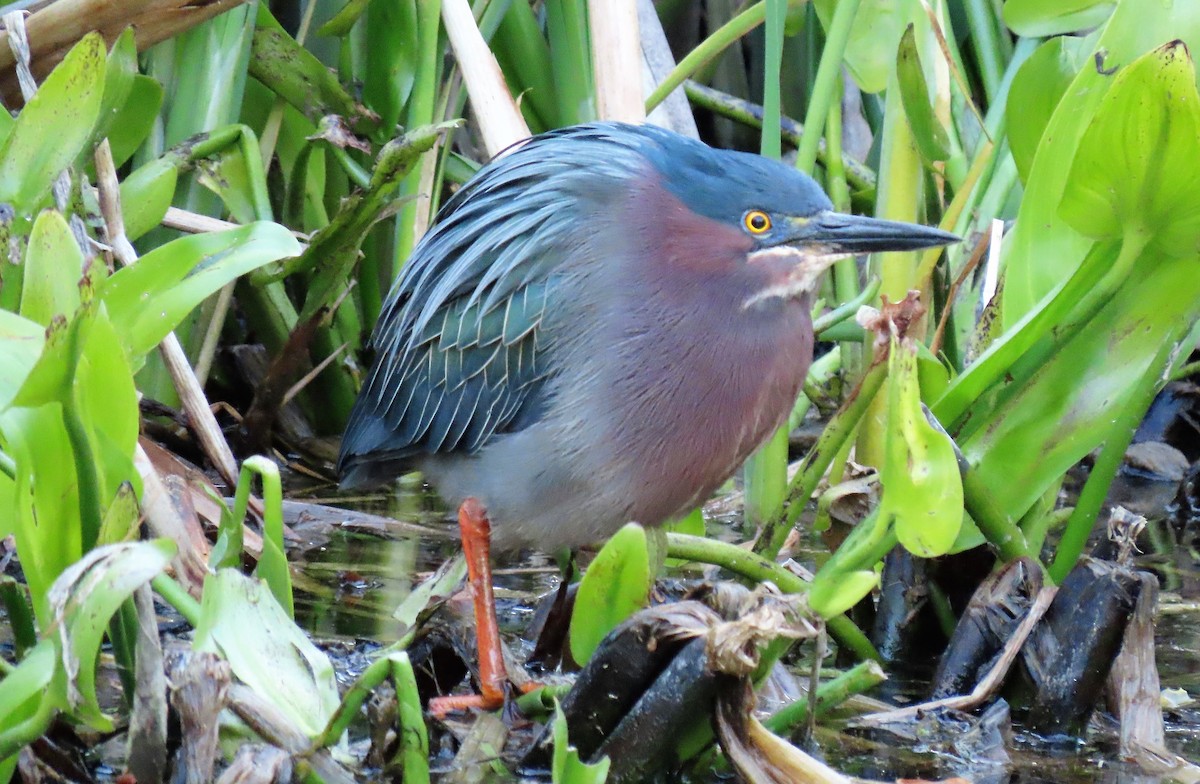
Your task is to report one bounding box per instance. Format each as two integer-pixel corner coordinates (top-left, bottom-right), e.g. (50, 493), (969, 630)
(97, 482), (139, 545)
(91, 28), (137, 148)
(19, 211), (82, 326)
(193, 569), (339, 737)
(77, 310), (139, 505)
(552, 702), (611, 784)
(878, 339), (963, 557)
(1003, 0), (1115, 37)
(0, 311), (45, 409)
(107, 76), (164, 168)
(569, 523), (652, 665)
(812, 0), (909, 94)
(363, 0), (419, 131)
(1007, 37), (1090, 184)
(1000, 0), (1200, 324)
(47, 540), (175, 730)
(98, 222), (302, 364)
(961, 248), (1200, 528)
(119, 157), (179, 241)
(1059, 42), (1200, 256)
(896, 24), (949, 164)
(0, 33), (105, 211)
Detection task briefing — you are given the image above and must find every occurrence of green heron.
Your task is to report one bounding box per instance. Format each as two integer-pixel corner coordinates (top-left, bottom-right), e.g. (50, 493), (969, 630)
(339, 122), (957, 711)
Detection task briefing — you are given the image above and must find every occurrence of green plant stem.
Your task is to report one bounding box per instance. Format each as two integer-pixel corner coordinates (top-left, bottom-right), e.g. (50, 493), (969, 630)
(1170, 359), (1200, 382)
(0, 578), (36, 658)
(962, 0), (1006, 101)
(390, 652), (430, 784)
(645, 2), (766, 112)
(961, 465), (1030, 562)
(755, 352), (889, 560)
(743, 0), (790, 530)
(794, 0), (862, 174)
(812, 278), (880, 336)
(665, 533), (880, 662)
(515, 683), (573, 716)
(150, 574), (201, 627)
(317, 655), (391, 748)
(0, 449), (14, 480)
(682, 81), (876, 192)
(1049, 333), (1180, 582)
(763, 659), (886, 733)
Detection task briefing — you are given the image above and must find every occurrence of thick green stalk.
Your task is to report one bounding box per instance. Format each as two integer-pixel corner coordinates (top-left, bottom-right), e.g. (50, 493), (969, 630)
(743, 0), (790, 530)
(794, 0), (863, 175)
(859, 78), (923, 468)
(644, 2), (766, 112)
(392, 0), (443, 299)
(755, 352), (889, 560)
(962, 0), (1006, 101)
(763, 659), (887, 732)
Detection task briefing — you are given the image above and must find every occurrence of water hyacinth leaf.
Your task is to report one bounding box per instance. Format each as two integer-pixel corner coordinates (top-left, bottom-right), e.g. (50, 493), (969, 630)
(1059, 42), (1200, 256)
(552, 702), (611, 784)
(1002, 0), (1115, 37)
(192, 569), (339, 738)
(46, 540), (176, 730)
(1007, 37), (1089, 184)
(569, 523), (652, 665)
(119, 157), (179, 241)
(98, 222), (302, 364)
(97, 482), (139, 545)
(0, 33), (105, 211)
(896, 24), (950, 164)
(999, 0), (1200, 324)
(19, 210), (82, 326)
(879, 339), (963, 557)
(812, 0), (907, 94)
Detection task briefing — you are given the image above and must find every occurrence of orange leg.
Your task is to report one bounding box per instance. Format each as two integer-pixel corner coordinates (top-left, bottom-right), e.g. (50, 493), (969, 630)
(429, 498), (507, 717)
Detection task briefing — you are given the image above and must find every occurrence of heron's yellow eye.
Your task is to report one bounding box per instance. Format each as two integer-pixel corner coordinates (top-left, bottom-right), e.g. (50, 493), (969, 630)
(744, 210), (771, 234)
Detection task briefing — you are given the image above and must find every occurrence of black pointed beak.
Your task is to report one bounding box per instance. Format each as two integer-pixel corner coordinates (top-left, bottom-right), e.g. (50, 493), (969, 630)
(785, 211), (960, 253)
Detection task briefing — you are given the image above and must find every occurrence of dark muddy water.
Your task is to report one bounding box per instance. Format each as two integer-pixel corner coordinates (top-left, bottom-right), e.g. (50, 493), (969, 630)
(291, 471), (1200, 782)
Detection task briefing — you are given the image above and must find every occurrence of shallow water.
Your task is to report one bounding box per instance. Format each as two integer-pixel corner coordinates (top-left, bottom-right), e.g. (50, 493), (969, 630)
(291, 472), (1200, 781)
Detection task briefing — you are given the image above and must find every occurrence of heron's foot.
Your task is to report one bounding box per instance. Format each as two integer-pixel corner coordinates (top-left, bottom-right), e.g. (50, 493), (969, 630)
(430, 498), (508, 716)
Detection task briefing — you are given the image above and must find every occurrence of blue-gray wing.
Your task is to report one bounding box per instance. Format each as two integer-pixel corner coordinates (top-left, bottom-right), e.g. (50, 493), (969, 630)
(337, 124), (649, 487)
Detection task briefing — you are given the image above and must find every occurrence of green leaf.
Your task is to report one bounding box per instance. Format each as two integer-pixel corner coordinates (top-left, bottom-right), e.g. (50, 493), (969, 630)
(107, 76), (165, 168)
(47, 540), (175, 729)
(0, 311), (46, 410)
(91, 28), (137, 148)
(0, 33), (105, 210)
(1003, 0), (1115, 37)
(999, 0), (1200, 324)
(1059, 41), (1200, 256)
(569, 523), (652, 665)
(812, 0), (908, 94)
(19, 211), (82, 326)
(896, 24), (949, 164)
(193, 569), (339, 738)
(98, 222), (302, 364)
(0, 640), (58, 761)
(552, 701), (610, 784)
(1006, 36), (1090, 185)
(878, 339), (963, 558)
(318, 0), (372, 36)
(119, 157), (179, 241)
